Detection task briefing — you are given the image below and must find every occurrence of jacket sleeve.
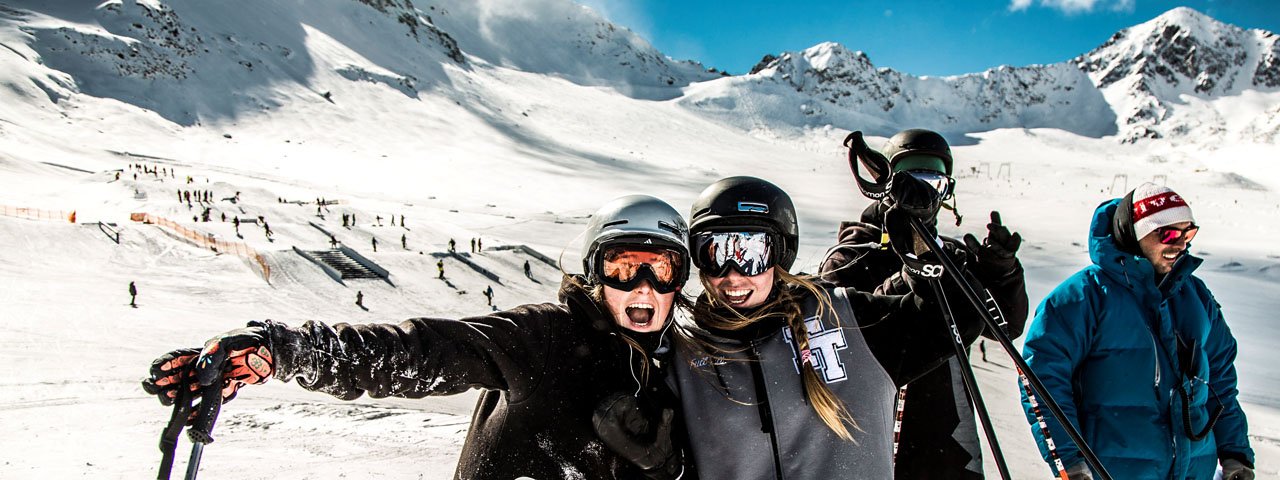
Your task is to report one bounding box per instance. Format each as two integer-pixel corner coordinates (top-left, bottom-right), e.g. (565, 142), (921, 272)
(847, 266), (986, 387)
(1199, 285), (1255, 467)
(1020, 293), (1092, 473)
(262, 303), (562, 402)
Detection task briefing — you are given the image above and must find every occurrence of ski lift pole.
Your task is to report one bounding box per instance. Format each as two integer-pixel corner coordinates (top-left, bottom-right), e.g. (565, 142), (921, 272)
(907, 216), (1114, 480)
(183, 382), (224, 480)
(925, 276), (1012, 480)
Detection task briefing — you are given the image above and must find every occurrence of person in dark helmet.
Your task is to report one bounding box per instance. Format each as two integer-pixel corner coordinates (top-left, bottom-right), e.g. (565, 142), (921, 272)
(1022, 183), (1253, 480)
(600, 175), (987, 479)
(142, 195), (694, 480)
(820, 128), (1028, 480)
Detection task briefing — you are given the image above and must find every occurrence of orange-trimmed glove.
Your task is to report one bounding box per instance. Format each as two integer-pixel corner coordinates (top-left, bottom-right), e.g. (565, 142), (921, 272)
(142, 325), (274, 407)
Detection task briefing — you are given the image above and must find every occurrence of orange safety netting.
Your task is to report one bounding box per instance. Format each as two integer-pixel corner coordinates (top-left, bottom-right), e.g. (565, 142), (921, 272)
(0, 204), (76, 222)
(130, 212), (271, 283)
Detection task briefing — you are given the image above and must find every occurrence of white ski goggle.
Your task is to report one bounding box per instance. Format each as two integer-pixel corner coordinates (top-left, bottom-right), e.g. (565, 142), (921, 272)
(692, 231), (775, 277)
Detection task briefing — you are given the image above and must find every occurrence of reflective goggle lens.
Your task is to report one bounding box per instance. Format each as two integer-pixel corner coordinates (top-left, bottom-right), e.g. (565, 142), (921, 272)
(600, 246), (682, 288)
(693, 231), (774, 277)
(906, 170), (955, 200)
(1157, 224), (1198, 245)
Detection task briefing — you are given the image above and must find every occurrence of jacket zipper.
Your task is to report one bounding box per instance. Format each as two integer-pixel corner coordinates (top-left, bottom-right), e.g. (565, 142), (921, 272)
(747, 343), (785, 480)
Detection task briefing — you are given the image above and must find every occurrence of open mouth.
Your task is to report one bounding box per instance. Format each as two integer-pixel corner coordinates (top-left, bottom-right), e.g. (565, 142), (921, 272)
(1162, 250), (1183, 261)
(625, 303), (655, 328)
(721, 288), (753, 306)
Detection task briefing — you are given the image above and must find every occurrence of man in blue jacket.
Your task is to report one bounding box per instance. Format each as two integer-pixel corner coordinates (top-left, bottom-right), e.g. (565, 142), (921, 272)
(1021, 183), (1255, 480)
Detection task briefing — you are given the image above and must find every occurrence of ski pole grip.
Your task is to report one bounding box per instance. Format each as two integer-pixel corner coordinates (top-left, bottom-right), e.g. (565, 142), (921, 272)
(187, 383), (224, 444)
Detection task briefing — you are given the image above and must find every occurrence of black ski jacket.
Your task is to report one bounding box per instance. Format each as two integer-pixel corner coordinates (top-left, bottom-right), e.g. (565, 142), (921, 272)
(262, 276), (672, 480)
(819, 208), (1028, 480)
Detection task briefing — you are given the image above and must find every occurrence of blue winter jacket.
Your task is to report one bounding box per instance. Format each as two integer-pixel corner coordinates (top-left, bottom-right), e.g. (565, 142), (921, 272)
(1021, 199), (1254, 480)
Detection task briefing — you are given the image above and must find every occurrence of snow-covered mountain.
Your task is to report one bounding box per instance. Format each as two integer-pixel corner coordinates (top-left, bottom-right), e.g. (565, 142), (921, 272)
(1076, 6), (1280, 142)
(679, 42), (1116, 140)
(680, 7), (1280, 145)
(6, 0), (465, 126)
(422, 0), (722, 99)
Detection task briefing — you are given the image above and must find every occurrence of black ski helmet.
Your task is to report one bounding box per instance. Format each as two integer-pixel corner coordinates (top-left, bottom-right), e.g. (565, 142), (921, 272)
(882, 129), (953, 176)
(582, 195), (690, 291)
(688, 176), (799, 271)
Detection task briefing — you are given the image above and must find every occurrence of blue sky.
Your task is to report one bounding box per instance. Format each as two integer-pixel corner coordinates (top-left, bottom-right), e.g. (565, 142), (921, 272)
(579, 0), (1280, 77)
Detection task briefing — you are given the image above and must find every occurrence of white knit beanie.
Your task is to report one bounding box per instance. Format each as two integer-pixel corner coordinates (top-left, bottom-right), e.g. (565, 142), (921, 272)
(1131, 183), (1195, 241)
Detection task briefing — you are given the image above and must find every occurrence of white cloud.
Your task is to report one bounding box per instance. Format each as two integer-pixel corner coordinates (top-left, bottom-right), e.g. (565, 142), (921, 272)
(1009, 0), (1134, 14)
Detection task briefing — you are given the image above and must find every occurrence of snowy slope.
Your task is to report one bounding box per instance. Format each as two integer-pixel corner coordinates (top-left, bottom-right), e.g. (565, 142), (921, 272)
(0, 1), (1278, 479)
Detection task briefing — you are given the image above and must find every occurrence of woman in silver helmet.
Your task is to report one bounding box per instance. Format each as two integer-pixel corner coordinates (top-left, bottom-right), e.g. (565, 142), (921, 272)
(142, 195), (692, 480)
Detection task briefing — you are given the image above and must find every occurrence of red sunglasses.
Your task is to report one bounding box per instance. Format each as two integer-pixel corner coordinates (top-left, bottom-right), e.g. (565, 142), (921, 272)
(1155, 224), (1198, 245)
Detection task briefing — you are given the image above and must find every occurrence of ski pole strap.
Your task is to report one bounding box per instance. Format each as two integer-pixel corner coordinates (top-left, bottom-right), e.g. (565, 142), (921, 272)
(1020, 370), (1070, 480)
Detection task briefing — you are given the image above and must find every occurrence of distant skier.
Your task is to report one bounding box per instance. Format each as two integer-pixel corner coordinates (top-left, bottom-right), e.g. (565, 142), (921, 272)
(128, 281), (137, 308)
(477, 238), (483, 252)
(342, 214), (349, 228)
(376, 215), (383, 226)
(483, 285), (494, 306)
(391, 215), (396, 227)
(470, 238), (476, 253)
(448, 239), (456, 253)
(401, 233), (407, 250)
(399, 215), (405, 228)
(523, 260), (531, 278)
(372, 237), (378, 252)
(330, 235), (339, 249)
(355, 290), (364, 309)
(233, 217), (241, 236)
(979, 339), (987, 363)
(437, 259), (445, 279)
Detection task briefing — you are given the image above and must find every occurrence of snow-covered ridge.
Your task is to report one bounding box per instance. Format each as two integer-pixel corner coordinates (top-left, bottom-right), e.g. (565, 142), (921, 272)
(421, 0), (722, 99)
(680, 7), (1280, 145)
(681, 42), (1114, 139)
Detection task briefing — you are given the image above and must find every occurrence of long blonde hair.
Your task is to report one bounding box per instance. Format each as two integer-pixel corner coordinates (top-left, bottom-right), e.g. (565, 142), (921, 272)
(689, 269), (860, 441)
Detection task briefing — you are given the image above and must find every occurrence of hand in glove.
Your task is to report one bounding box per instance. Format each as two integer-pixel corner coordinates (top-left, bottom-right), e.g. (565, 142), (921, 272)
(142, 324), (274, 409)
(963, 211), (1021, 260)
(1222, 459), (1255, 480)
(883, 171), (944, 279)
(593, 392), (683, 479)
(1065, 462), (1093, 480)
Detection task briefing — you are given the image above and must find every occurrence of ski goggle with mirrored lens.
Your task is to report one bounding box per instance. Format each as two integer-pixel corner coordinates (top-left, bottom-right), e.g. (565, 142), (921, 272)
(904, 170), (956, 201)
(1155, 223), (1198, 245)
(597, 245), (685, 294)
(692, 231), (776, 277)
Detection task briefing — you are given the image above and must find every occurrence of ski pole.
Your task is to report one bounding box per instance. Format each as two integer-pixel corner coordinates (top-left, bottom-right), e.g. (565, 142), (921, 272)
(157, 369), (196, 480)
(926, 276), (1012, 480)
(908, 216), (1114, 480)
(184, 382), (225, 480)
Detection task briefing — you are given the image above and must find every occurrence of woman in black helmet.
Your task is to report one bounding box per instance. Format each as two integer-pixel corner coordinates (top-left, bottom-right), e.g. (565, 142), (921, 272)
(624, 175), (986, 479)
(142, 194), (691, 480)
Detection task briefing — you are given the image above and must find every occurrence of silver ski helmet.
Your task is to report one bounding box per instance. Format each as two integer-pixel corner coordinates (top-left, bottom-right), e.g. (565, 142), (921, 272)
(688, 176), (799, 272)
(582, 195), (690, 293)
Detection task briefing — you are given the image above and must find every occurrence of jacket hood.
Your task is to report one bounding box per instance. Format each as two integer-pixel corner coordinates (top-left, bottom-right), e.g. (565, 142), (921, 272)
(1088, 199), (1202, 295)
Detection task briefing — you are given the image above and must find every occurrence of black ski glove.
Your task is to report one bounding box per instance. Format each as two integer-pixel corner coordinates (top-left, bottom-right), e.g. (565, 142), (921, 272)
(963, 211), (1021, 266)
(142, 323), (274, 409)
(593, 393), (683, 480)
(883, 171), (944, 279)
